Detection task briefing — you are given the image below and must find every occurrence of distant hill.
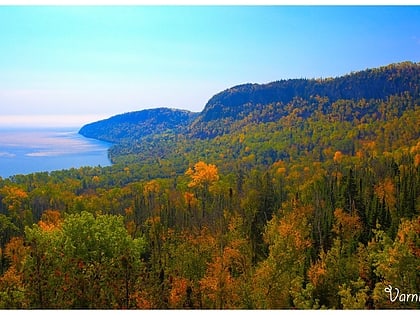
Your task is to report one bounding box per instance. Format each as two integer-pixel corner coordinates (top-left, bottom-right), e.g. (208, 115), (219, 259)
(189, 61), (420, 138)
(79, 61), (420, 145)
(79, 108), (199, 143)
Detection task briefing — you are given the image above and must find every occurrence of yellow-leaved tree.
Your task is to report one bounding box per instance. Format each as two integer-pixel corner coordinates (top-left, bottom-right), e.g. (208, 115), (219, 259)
(185, 161), (219, 190)
(185, 162), (219, 224)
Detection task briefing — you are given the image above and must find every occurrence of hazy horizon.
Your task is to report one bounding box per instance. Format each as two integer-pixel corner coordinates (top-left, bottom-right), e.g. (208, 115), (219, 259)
(1, 6), (419, 128)
(0, 114), (112, 128)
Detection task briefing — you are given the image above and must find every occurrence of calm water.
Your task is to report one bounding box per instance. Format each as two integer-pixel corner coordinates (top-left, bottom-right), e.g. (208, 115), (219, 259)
(0, 128), (112, 178)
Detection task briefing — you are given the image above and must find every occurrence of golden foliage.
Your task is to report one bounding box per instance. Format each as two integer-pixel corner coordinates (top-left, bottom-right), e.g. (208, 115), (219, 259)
(168, 276), (189, 308)
(374, 178), (396, 210)
(184, 192), (198, 208)
(126, 220), (136, 237)
(38, 210), (62, 231)
(410, 140), (420, 154)
(4, 237), (28, 270)
(277, 218), (312, 251)
(199, 255), (239, 309)
(269, 204), (313, 253)
(186, 226), (217, 249)
(308, 254), (327, 287)
(414, 153), (420, 168)
(125, 206), (134, 216)
(143, 180), (160, 196)
(333, 150), (343, 163)
(0, 266), (22, 290)
(185, 161), (219, 189)
(145, 215), (161, 226)
(0, 265), (26, 308)
(395, 217), (420, 258)
(332, 208), (362, 240)
(277, 167), (287, 175)
(0, 185), (28, 212)
(272, 160), (287, 175)
(131, 291), (153, 309)
(2, 186), (28, 199)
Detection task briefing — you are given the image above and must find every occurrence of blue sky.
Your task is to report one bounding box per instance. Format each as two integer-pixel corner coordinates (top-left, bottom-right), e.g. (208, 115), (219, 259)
(0, 5), (419, 127)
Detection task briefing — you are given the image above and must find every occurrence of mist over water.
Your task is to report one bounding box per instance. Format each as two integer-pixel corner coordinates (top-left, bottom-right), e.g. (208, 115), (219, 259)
(0, 128), (112, 178)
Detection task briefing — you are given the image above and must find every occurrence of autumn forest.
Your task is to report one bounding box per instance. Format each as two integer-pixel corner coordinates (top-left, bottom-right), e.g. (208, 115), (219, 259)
(0, 62), (419, 309)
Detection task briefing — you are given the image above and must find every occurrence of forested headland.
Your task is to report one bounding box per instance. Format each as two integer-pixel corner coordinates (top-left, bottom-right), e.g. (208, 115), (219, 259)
(1, 62), (419, 309)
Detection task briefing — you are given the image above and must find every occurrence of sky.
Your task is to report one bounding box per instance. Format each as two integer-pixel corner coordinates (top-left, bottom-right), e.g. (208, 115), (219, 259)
(0, 5), (419, 127)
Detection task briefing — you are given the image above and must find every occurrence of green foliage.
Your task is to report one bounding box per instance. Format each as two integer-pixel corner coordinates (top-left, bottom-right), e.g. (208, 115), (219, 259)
(369, 218), (420, 309)
(22, 212), (145, 308)
(0, 61), (419, 309)
(338, 278), (370, 309)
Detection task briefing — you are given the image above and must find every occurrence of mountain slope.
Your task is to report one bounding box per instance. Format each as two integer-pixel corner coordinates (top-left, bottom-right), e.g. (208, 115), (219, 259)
(80, 62), (420, 143)
(189, 61), (420, 138)
(79, 108), (198, 143)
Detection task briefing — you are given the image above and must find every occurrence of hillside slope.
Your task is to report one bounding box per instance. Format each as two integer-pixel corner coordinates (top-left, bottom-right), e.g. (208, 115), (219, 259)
(79, 61), (420, 169)
(79, 108), (198, 143)
(189, 61), (420, 138)
(79, 62), (420, 143)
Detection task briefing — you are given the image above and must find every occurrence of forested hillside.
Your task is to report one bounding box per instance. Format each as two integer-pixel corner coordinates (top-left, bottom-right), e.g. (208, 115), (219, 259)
(0, 62), (419, 309)
(189, 61), (420, 138)
(79, 107), (198, 143)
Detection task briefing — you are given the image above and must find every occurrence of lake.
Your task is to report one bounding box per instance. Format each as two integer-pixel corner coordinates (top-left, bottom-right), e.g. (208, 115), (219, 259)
(0, 128), (112, 178)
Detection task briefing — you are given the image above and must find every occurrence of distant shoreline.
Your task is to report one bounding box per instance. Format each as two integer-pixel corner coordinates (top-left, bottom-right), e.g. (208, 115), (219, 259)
(0, 127), (111, 178)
